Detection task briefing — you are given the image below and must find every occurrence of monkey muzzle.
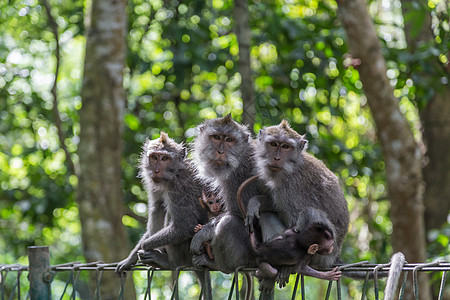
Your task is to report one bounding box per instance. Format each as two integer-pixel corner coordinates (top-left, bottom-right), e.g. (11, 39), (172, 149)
(267, 165), (282, 172)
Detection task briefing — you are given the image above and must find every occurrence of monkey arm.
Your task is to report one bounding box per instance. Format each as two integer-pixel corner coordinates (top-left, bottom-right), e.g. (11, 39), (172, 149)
(296, 263), (341, 281)
(115, 231), (151, 276)
(141, 224), (192, 251)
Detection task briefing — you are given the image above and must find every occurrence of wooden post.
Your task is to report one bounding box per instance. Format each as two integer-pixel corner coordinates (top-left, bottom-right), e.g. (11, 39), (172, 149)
(28, 246), (51, 300)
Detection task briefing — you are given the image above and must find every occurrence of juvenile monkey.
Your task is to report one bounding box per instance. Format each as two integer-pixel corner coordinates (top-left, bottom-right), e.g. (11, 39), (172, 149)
(194, 189), (224, 259)
(194, 189), (224, 233)
(250, 219), (341, 281)
(115, 132), (208, 275)
(248, 120), (350, 285)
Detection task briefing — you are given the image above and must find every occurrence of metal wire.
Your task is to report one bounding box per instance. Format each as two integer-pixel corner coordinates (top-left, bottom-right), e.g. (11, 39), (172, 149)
(1, 261), (449, 299)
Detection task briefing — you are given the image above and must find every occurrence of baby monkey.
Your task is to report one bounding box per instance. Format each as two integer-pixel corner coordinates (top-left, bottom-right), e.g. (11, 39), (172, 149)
(250, 218), (341, 281)
(194, 189), (224, 260)
(194, 188), (224, 233)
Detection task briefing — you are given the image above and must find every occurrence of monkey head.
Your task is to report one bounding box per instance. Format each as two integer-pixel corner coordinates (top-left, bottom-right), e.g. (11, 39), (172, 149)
(139, 132), (187, 188)
(255, 120), (308, 186)
(300, 223), (335, 256)
(200, 189), (223, 216)
(193, 114), (251, 179)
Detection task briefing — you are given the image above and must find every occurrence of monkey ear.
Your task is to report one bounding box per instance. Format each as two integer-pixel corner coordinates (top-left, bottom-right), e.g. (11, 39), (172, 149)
(198, 124), (206, 133)
(258, 129), (264, 142)
(307, 244), (319, 255)
(299, 135), (308, 152)
(180, 148), (187, 160)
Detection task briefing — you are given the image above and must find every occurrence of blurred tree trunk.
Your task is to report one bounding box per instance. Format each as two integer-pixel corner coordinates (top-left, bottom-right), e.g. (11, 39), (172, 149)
(337, 0), (431, 299)
(234, 0), (256, 128)
(401, 0), (450, 231)
(78, 0), (135, 298)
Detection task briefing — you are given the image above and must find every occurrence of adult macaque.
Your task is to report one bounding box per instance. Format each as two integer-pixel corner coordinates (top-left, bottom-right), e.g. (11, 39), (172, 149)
(115, 132), (208, 275)
(190, 114), (260, 273)
(250, 209), (341, 281)
(248, 120), (350, 285)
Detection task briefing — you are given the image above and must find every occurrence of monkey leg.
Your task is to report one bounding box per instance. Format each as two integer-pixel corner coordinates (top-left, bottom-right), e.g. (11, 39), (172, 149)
(298, 265), (342, 281)
(255, 262), (278, 279)
(138, 249), (173, 269)
(203, 242), (214, 260)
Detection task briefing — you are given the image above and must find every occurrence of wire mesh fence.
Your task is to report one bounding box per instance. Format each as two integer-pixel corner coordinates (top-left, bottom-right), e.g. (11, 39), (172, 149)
(0, 246), (449, 300)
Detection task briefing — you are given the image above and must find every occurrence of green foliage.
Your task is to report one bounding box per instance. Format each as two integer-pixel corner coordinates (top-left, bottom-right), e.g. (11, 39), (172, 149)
(1, 1), (448, 298)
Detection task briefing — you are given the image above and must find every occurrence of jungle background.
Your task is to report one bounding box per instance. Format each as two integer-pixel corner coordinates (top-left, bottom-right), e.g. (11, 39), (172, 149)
(0, 0), (449, 299)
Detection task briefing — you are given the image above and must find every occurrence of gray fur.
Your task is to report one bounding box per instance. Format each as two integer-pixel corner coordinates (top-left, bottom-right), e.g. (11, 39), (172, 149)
(116, 133), (208, 275)
(253, 121), (350, 270)
(384, 252), (405, 300)
(190, 115), (261, 273)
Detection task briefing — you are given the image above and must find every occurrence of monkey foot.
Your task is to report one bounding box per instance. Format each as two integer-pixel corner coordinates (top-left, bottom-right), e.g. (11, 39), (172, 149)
(258, 277), (276, 294)
(192, 253), (216, 270)
(138, 250), (171, 269)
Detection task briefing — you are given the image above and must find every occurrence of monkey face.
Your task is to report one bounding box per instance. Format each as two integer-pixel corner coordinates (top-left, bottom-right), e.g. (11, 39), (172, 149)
(208, 134), (237, 165)
(146, 152), (176, 183)
(206, 196), (223, 215)
(264, 140), (295, 172)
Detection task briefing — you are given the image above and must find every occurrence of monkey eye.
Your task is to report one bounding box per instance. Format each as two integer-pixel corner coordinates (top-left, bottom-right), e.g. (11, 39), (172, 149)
(270, 142), (278, 147)
(161, 156), (169, 161)
(208, 201), (213, 204)
(281, 144), (290, 149)
(150, 154), (158, 160)
(213, 135), (221, 140)
(225, 137), (234, 143)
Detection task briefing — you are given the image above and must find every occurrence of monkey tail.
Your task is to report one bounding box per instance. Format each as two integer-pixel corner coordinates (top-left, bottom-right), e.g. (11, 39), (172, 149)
(384, 252), (406, 300)
(236, 175), (259, 218)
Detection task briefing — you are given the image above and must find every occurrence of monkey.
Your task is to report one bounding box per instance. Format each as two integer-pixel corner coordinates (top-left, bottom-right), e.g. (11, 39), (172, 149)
(189, 114), (261, 273)
(115, 132), (209, 278)
(246, 120), (350, 288)
(194, 188), (224, 233)
(238, 182), (341, 283)
(189, 114), (277, 300)
(193, 189), (224, 260)
(250, 220), (341, 281)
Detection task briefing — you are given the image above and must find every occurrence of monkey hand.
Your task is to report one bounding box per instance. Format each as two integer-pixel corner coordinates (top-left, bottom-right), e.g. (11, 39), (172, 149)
(320, 267), (342, 281)
(245, 196), (261, 233)
(115, 254), (138, 277)
(194, 224), (203, 233)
